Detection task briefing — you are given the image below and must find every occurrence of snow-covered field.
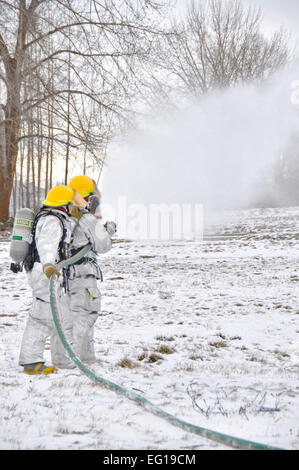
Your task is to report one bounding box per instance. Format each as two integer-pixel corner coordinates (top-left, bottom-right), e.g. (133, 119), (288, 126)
(0, 206), (298, 450)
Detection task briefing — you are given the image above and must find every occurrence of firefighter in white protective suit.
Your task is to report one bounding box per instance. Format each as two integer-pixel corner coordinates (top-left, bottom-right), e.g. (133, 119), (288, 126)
(66, 175), (116, 365)
(19, 185), (78, 374)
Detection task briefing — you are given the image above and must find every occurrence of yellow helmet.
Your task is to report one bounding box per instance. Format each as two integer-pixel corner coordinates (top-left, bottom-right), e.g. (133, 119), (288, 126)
(42, 185), (75, 207)
(68, 175), (94, 197)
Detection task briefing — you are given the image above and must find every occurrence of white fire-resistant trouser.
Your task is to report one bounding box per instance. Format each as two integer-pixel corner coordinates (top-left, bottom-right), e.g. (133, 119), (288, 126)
(67, 275), (101, 364)
(18, 295), (74, 369)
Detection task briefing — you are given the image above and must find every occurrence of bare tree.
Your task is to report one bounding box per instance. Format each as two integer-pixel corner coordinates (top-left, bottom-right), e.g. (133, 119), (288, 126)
(158, 0), (291, 101)
(0, 0), (171, 221)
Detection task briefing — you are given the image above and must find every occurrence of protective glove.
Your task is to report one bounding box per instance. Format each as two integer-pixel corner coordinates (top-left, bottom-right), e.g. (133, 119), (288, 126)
(43, 263), (61, 280)
(104, 221), (117, 237)
(70, 205), (85, 220)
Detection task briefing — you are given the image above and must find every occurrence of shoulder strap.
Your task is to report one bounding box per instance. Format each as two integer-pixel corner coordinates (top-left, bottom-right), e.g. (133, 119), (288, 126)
(34, 209), (68, 258)
(24, 209), (68, 271)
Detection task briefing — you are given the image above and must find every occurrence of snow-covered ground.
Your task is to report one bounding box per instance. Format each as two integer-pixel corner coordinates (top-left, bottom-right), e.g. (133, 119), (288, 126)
(0, 207), (298, 450)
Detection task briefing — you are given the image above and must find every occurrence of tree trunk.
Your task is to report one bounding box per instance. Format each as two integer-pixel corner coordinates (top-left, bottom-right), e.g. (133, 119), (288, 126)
(0, 93), (21, 220)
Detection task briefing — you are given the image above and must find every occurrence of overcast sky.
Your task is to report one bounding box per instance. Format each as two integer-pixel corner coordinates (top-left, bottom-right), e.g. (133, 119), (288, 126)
(174, 0), (299, 47)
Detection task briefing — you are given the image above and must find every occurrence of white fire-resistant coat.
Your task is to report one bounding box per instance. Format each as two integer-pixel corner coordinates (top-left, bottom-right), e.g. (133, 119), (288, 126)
(19, 209), (76, 368)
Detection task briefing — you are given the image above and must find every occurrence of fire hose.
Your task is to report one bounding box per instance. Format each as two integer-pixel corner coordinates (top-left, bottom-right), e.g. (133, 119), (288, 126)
(49, 244), (283, 450)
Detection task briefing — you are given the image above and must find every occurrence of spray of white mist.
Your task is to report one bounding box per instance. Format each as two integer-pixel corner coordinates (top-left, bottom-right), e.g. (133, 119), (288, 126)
(101, 63), (299, 237)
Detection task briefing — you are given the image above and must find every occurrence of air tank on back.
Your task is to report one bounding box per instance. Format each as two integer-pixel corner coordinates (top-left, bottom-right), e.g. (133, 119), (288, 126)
(9, 208), (35, 269)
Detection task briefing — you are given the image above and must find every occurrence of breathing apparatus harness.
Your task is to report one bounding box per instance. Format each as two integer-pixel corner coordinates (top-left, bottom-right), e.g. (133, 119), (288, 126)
(23, 206), (72, 292)
(68, 193), (104, 282)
